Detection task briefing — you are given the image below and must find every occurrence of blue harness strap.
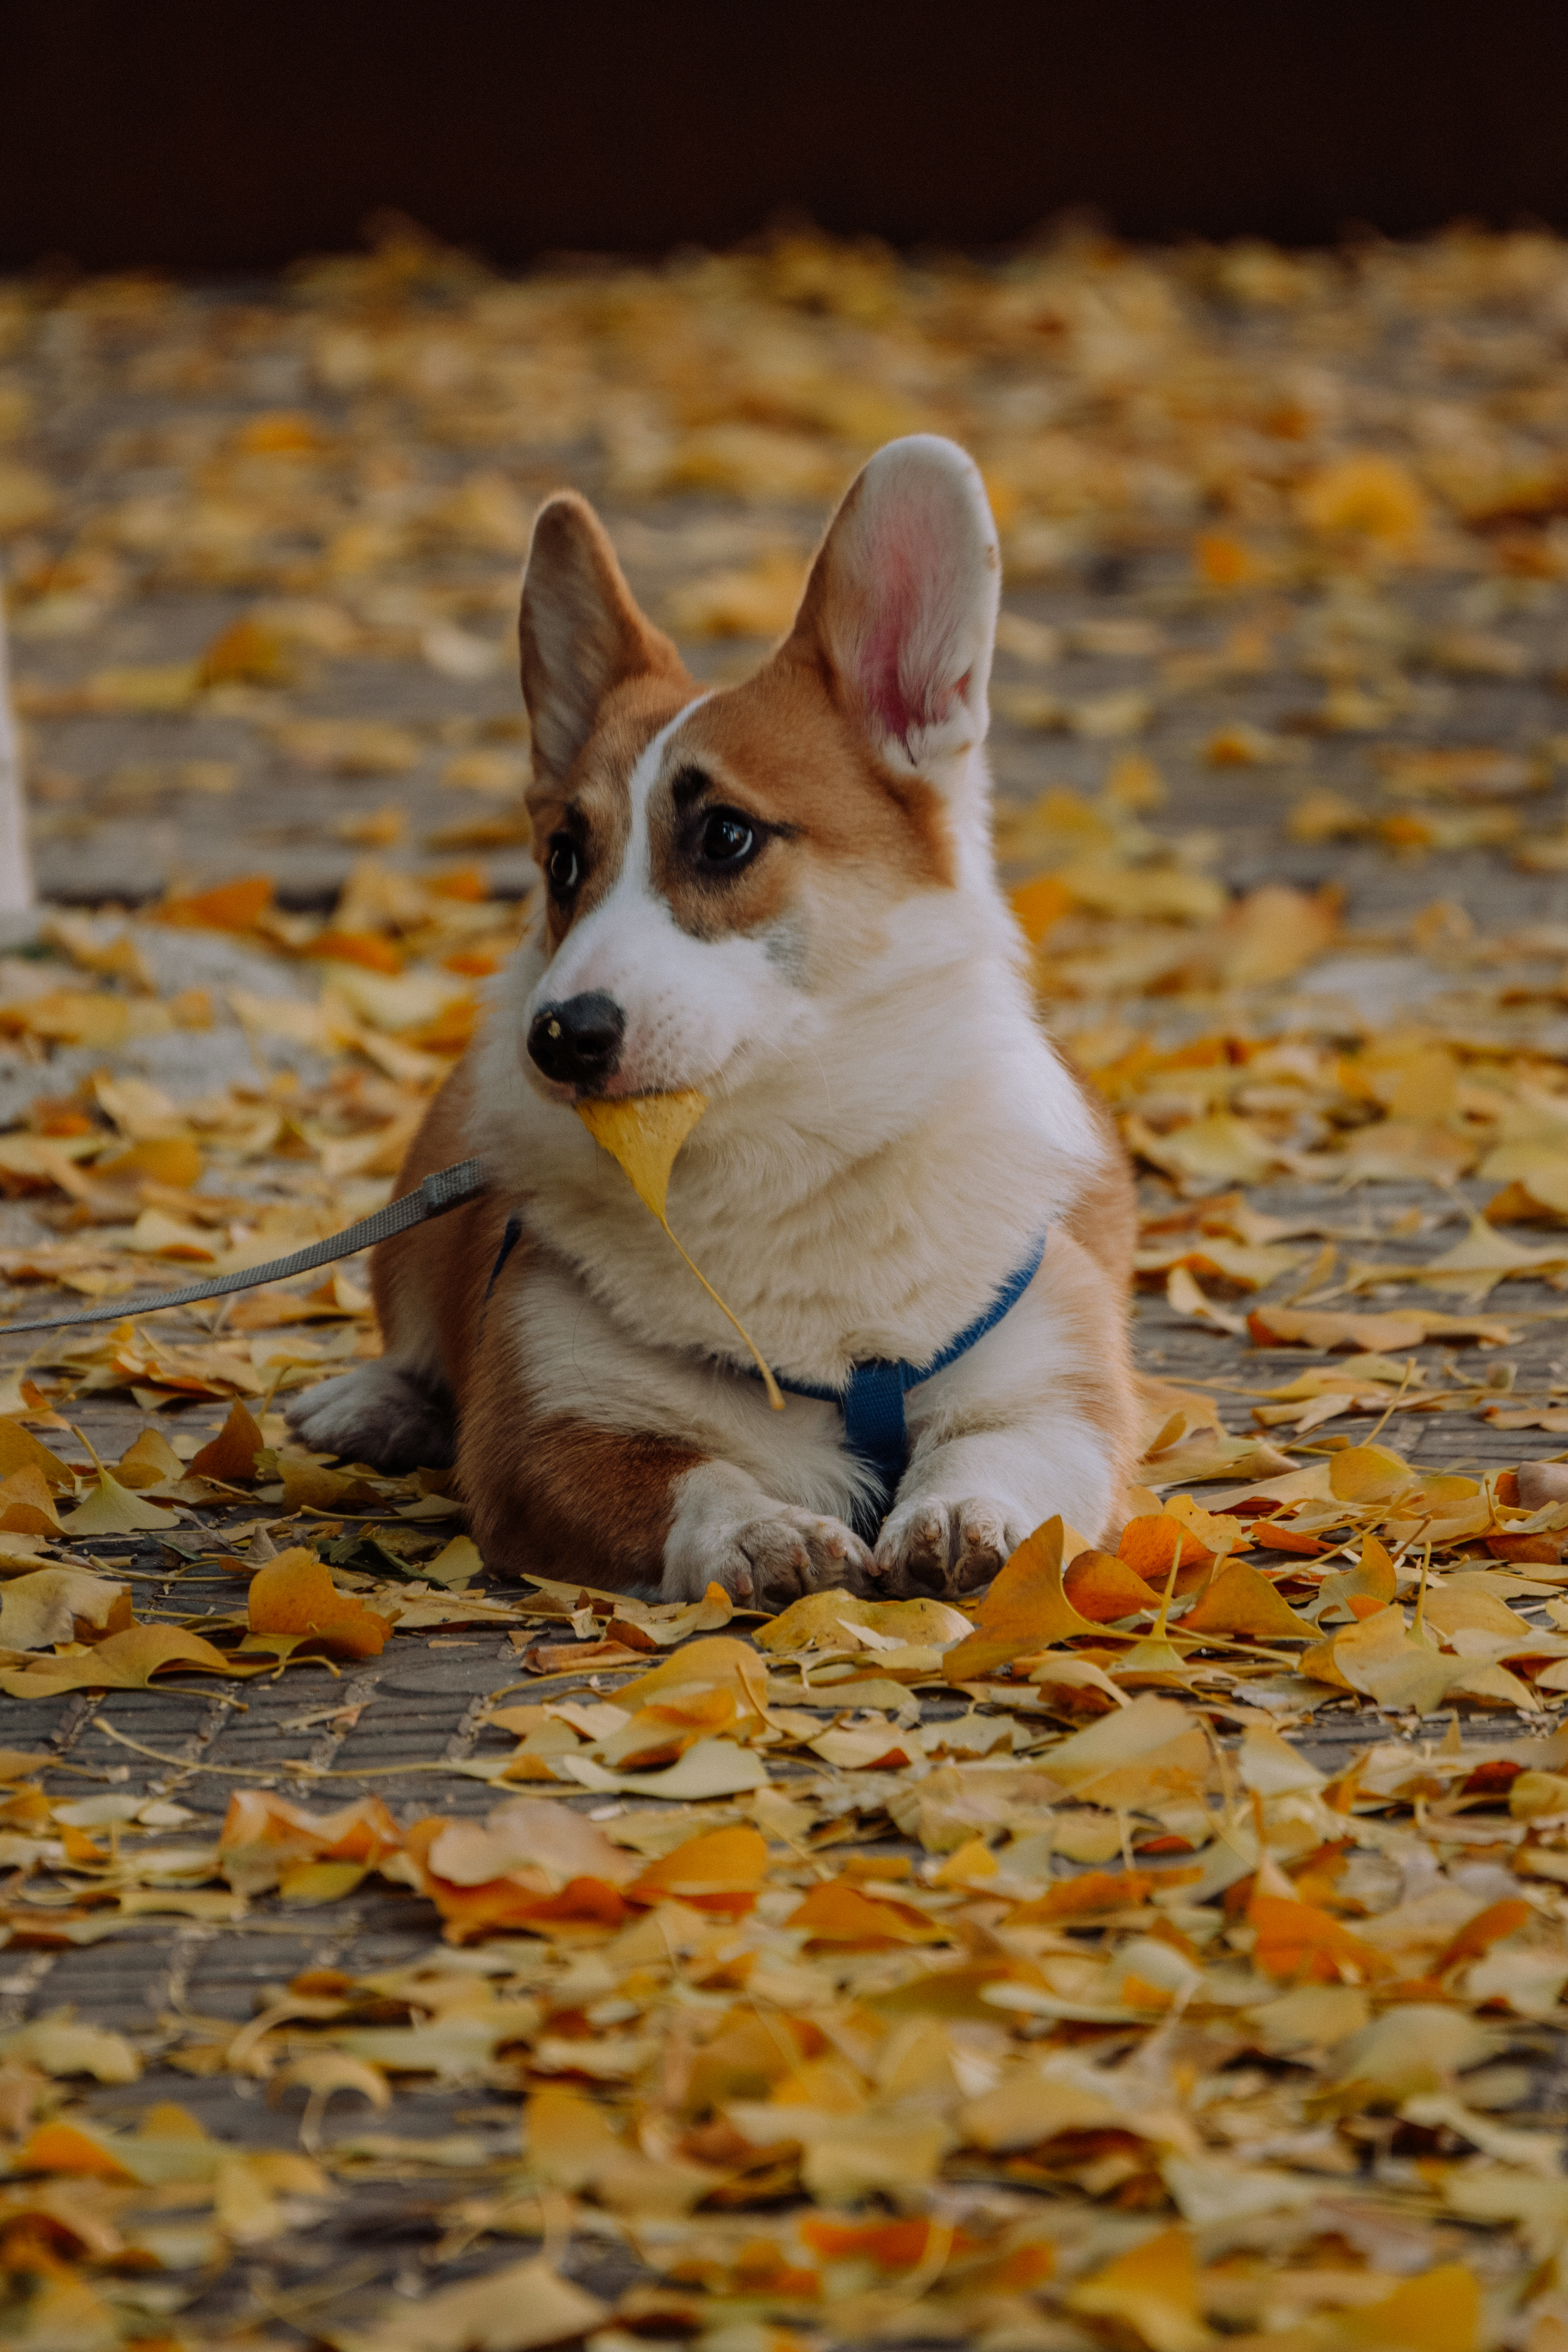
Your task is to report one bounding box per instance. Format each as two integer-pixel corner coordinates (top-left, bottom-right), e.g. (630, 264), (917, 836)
(774, 1233), (1048, 1536)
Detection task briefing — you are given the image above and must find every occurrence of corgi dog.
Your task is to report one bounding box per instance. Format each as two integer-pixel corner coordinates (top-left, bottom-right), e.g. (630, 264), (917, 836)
(289, 435), (1138, 1607)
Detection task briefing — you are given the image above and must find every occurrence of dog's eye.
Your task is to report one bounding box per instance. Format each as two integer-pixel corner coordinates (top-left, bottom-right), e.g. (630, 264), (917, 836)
(699, 809), (755, 866)
(546, 835), (581, 896)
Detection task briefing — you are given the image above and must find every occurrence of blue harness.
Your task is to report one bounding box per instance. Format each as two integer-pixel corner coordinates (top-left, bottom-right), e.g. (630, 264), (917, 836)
(484, 1212), (1047, 1542)
(769, 1234), (1048, 1538)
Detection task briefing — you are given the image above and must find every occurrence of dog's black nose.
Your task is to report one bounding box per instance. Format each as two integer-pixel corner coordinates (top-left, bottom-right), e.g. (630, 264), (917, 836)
(527, 993), (626, 1087)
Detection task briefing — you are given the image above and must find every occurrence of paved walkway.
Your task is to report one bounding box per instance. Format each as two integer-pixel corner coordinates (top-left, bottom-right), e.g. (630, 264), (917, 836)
(4, 237), (1568, 2342)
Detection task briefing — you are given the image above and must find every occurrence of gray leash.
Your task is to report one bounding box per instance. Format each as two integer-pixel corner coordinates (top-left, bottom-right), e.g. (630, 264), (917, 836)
(0, 1157), (489, 1337)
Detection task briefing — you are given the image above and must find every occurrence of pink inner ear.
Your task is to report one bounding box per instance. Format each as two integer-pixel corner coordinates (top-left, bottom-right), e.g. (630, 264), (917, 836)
(852, 530), (965, 750)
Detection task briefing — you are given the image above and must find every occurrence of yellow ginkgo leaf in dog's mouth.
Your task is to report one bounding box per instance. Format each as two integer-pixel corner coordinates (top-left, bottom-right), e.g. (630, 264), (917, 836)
(577, 1091), (783, 1410)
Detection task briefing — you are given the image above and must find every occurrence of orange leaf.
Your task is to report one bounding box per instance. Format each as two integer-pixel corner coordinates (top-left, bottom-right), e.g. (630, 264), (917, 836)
(155, 875), (275, 932)
(220, 1789), (402, 1866)
(1317, 1534), (1399, 1621)
(1337, 2265), (1477, 2352)
(1297, 451), (1428, 543)
(188, 1398), (265, 1484)
(1247, 1521), (1331, 1557)
(1195, 530), (1258, 587)
(629, 1826), (767, 1914)
(302, 930), (404, 973)
(1435, 1897), (1530, 1977)
(1180, 1559), (1316, 1641)
(95, 1137), (203, 1189)
(1249, 1894), (1393, 1983)
(615, 1637), (768, 1718)
(944, 1517), (1100, 1678)
(1117, 1514), (1212, 1579)
(426, 1872), (629, 1944)
(787, 1878), (948, 1948)
(246, 1549), (393, 1659)
(402, 1817), (629, 1944)
(197, 615), (295, 688)
(19, 2122), (134, 2180)
(1009, 1870), (1157, 1924)
(1010, 874), (1073, 945)
(0, 1465), (62, 1535)
(1063, 1549), (1162, 1622)
(800, 2217), (956, 2268)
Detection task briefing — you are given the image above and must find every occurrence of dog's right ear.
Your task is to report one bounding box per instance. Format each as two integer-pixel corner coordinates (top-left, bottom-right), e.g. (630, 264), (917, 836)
(519, 494), (687, 781)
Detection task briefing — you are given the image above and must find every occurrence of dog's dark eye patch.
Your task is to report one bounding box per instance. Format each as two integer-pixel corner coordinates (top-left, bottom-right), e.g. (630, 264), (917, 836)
(670, 765), (712, 811)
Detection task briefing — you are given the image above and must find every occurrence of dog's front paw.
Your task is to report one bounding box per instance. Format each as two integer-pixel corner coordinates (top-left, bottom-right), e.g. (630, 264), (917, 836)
(705, 1506), (875, 1612)
(874, 1496), (1021, 1600)
(286, 1362), (452, 1473)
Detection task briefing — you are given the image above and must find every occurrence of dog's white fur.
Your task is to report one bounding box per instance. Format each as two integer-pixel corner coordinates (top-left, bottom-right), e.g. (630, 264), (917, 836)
(292, 436), (1137, 1605)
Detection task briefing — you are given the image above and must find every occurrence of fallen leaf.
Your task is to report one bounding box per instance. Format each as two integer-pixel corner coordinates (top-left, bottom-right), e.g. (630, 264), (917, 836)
(757, 1591), (971, 1650)
(0, 1464), (62, 1534)
(0, 1624), (245, 1697)
(578, 1091), (782, 1407)
(943, 1517), (1100, 1677)
(59, 1466), (180, 1534)
(188, 1397), (265, 1482)
(1181, 1558), (1316, 1640)
(1248, 1304), (1516, 1350)
(1067, 2225), (1211, 2352)
(0, 1569), (125, 1650)
(244, 1549), (394, 1659)
(330, 2255), (605, 2352)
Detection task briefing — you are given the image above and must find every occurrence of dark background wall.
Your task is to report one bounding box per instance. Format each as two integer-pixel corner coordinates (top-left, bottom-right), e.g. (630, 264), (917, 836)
(6, 0), (1568, 271)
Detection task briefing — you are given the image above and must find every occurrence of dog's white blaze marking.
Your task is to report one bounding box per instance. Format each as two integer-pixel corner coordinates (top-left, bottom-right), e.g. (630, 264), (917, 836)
(542, 694), (711, 1009)
(602, 693), (712, 916)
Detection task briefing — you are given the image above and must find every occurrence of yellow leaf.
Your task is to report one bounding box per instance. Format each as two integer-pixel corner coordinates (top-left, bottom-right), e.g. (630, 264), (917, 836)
(944, 1517), (1100, 1679)
(422, 1535), (483, 1587)
(59, 1468), (180, 1533)
(0, 1421), (76, 1493)
(1330, 1607), (1473, 1715)
(577, 1092), (782, 1408)
(1328, 1444), (1413, 1503)
(614, 1635), (769, 1718)
(757, 1591), (971, 1652)
(1297, 451), (1428, 543)
(114, 1426), (184, 1489)
(575, 1089), (706, 1220)
(1318, 1532), (1399, 1621)
(336, 2255), (606, 2351)
(1041, 1692), (1209, 1808)
(555, 1736), (768, 1802)
(0, 1623), (247, 1696)
(1248, 1304), (1516, 1351)
(1336, 2264), (1478, 2352)
(628, 1825), (768, 1903)
(1068, 2226), (1211, 2352)
(0, 1569), (124, 1651)
(0, 2020), (140, 2082)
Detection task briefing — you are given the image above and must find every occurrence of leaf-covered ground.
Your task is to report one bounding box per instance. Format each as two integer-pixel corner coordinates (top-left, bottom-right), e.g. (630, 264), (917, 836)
(3, 222), (1568, 2348)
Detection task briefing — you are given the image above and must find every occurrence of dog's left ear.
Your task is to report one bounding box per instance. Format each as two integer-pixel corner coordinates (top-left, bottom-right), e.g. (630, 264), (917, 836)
(783, 435), (1000, 782)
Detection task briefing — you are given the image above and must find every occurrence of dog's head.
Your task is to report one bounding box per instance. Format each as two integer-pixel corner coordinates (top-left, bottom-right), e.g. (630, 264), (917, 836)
(515, 434), (1003, 1102)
